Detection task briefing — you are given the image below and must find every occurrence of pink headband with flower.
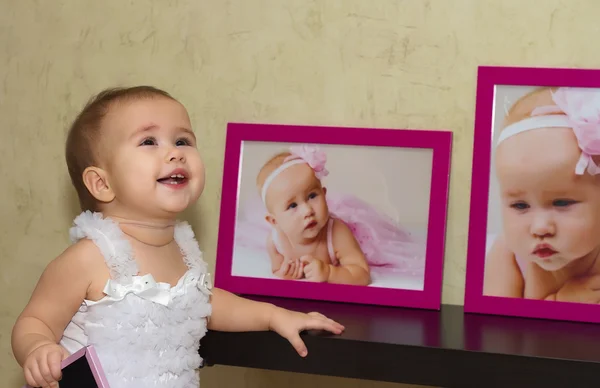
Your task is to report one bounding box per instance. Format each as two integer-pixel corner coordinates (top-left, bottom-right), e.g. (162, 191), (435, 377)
(260, 145), (329, 204)
(497, 87), (600, 175)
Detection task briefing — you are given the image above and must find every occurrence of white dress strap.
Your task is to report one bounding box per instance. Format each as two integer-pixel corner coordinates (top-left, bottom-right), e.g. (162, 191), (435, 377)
(173, 221), (209, 273)
(69, 211), (138, 284)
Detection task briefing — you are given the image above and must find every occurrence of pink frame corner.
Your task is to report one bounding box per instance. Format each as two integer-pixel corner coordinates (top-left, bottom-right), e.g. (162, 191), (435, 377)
(22, 345), (110, 388)
(83, 345), (110, 387)
(215, 122), (452, 310)
(464, 65), (600, 323)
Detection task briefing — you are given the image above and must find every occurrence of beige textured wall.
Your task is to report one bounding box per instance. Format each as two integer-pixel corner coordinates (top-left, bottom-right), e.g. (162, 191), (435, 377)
(1, 0), (598, 386)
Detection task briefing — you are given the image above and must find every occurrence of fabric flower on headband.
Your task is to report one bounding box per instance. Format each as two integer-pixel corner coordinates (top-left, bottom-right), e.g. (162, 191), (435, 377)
(549, 88), (600, 161)
(285, 145), (329, 179)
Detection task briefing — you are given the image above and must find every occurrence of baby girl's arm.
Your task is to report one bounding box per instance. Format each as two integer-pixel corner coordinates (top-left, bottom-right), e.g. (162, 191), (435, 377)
(328, 219), (371, 286)
(11, 239), (104, 386)
(483, 235), (524, 298)
(266, 233), (303, 279)
(207, 287), (344, 357)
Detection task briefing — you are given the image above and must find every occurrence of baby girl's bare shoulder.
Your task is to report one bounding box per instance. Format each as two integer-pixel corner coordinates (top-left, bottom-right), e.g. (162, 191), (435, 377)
(52, 238), (107, 272)
(331, 219), (354, 240)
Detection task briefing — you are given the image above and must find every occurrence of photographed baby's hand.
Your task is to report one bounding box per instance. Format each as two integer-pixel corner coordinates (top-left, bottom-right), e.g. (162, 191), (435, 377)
(268, 306), (344, 357)
(554, 274), (600, 304)
(274, 258), (291, 278)
(23, 342), (68, 388)
(275, 258), (304, 280)
(300, 255), (329, 282)
(287, 258), (304, 279)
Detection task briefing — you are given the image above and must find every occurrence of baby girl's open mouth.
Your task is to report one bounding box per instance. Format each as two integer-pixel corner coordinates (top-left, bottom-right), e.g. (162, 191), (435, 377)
(532, 244), (557, 258)
(305, 221), (317, 229)
(157, 168), (189, 188)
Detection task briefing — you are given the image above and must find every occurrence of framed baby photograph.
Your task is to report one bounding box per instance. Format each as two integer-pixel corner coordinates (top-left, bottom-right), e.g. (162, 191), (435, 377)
(214, 122), (452, 310)
(464, 65), (600, 323)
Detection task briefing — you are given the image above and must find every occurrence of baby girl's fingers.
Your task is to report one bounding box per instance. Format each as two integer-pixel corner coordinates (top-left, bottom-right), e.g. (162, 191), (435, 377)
(38, 359), (59, 387)
(307, 312), (345, 331)
(303, 316), (344, 335)
(24, 367), (38, 387)
(28, 362), (50, 388)
(286, 332), (309, 357)
(47, 350), (63, 381)
(308, 312), (330, 321)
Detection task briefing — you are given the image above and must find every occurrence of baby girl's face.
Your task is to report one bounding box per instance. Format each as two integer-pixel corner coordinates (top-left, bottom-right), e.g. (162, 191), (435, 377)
(496, 127), (600, 271)
(265, 163), (329, 242)
(98, 97), (206, 220)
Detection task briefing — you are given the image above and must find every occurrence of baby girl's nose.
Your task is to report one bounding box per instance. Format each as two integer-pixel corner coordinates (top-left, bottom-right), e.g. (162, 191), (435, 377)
(166, 147), (185, 163)
(302, 203), (314, 215)
(530, 213), (555, 237)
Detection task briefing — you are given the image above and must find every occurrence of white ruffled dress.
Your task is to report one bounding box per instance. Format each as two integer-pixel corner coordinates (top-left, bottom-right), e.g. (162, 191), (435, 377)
(59, 211), (213, 387)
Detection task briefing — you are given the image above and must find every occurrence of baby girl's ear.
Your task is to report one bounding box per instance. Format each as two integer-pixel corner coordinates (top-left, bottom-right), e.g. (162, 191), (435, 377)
(265, 214), (277, 226)
(322, 187), (327, 196)
(82, 166), (115, 204)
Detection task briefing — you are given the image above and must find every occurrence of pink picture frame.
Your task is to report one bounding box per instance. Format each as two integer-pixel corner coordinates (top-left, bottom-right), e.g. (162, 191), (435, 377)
(464, 65), (600, 323)
(214, 122), (452, 310)
(23, 345), (109, 387)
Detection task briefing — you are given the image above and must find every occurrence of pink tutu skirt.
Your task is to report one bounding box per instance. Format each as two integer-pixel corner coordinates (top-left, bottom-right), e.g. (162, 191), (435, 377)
(234, 192), (426, 279)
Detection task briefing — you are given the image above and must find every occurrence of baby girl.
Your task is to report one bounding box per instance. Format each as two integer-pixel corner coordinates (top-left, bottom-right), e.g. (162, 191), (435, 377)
(236, 145), (426, 286)
(10, 86), (343, 388)
(484, 86), (600, 303)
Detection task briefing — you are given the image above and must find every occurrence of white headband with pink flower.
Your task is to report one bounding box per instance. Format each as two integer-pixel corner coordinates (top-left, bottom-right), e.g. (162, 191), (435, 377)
(497, 87), (600, 175)
(260, 145), (329, 204)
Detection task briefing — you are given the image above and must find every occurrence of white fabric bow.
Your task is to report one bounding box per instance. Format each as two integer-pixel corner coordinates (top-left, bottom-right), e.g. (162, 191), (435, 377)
(103, 274), (172, 306)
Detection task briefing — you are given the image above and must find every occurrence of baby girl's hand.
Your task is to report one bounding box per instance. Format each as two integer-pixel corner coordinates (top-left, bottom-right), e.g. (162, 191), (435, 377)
(23, 342), (68, 388)
(300, 255), (330, 282)
(268, 306), (344, 357)
(554, 274), (600, 304)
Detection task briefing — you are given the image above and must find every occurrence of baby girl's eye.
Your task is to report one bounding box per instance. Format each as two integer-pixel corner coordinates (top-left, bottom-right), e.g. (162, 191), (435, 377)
(510, 202), (529, 210)
(308, 192), (317, 199)
(140, 137), (156, 146)
(176, 137), (192, 146)
(287, 202), (297, 210)
(553, 199), (576, 207)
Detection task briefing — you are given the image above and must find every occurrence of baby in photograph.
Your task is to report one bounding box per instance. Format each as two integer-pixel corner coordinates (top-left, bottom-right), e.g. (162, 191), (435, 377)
(236, 145), (426, 287)
(485, 86), (600, 303)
